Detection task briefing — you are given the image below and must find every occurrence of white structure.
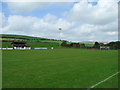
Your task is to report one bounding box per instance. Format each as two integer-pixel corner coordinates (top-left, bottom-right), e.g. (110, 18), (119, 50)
(0, 48), (7, 50)
(0, 48), (13, 50)
(100, 46), (110, 50)
(6, 48), (13, 50)
(13, 47), (31, 50)
(51, 47), (54, 49)
(34, 48), (47, 50)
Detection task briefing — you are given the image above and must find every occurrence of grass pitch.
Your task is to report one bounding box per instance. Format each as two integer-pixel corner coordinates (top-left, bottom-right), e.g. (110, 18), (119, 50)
(2, 49), (118, 88)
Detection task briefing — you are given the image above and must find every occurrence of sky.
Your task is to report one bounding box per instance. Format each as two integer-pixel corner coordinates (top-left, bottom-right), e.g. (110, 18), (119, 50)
(0, 0), (119, 42)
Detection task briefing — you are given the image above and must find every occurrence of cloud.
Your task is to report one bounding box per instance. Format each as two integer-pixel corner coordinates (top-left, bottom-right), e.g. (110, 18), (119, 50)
(2, 13), (118, 42)
(0, 13), (6, 27)
(0, 13), (3, 27)
(65, 0), (118, 25)
(106, 32), (118, 35)
(1, 0), (119, 42)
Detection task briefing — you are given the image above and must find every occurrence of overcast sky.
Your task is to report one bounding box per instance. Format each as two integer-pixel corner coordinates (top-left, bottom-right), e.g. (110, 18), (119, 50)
(0, 0), (119, 42)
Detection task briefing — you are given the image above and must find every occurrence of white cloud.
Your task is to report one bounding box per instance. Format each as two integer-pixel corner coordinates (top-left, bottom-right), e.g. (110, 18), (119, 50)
(0, 13), (3, 27)
(66, 0), (118, 24)
(0, 13), (6, 28)
(43, 13), (58, 24)
(1, 0), (119, 42)
(106, 32), (118, 35)
(2, 13), (118, 42)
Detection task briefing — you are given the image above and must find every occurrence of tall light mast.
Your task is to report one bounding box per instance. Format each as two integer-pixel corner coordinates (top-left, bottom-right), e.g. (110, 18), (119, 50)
(59, 28), (62, 47)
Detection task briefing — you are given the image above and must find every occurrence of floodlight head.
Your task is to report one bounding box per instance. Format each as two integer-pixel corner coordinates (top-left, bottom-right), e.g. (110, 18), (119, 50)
(59, 28), (62, 30)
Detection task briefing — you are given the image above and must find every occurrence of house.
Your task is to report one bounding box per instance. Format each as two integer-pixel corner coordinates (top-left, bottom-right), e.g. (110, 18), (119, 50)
(100, 46), (110, 50)
(11, 41), (31, 49)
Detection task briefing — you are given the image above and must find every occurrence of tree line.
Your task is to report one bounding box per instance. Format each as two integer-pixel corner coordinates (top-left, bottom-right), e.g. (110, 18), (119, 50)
(61, 41), (120, 49)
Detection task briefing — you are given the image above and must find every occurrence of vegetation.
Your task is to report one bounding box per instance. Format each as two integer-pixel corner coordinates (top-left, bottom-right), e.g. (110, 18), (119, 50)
(26, 42), (59, 48)
(1, 34), (120, 49)
(0, 34), (62, 48)
(93, 41), (100, 49)
(0, 34), (94, 48)
(93, 41), (120, 50)
(1, 42), (12, 48)
(0, 34), (65, 43)
(3, 49), (118, 88)
(107, 41), (120, 49)
(1, 34), (119, 88)
(0, 42), (60, 48)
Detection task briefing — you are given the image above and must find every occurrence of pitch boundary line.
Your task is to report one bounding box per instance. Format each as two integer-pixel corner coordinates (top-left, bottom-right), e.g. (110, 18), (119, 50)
(87, 71), (120, 90)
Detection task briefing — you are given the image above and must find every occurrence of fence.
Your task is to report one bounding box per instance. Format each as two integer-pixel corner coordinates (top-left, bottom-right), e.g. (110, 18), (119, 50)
(0, 47), (48, 50)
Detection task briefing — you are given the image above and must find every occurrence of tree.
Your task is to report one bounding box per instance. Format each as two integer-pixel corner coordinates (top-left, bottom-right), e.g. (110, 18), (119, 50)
(70, 43), (74, 47)
(94, 41), (100, 49)
(80, 43), (85, 48)
(107, 41), (120, 49)
(61, 41), (67, 47)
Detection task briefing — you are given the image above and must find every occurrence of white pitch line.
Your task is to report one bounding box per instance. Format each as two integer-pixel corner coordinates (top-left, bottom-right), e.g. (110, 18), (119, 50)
(87, 71), (120, 90)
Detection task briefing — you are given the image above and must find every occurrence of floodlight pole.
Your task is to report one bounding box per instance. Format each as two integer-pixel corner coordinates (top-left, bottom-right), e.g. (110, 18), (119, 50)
(59, 28), (62, 48)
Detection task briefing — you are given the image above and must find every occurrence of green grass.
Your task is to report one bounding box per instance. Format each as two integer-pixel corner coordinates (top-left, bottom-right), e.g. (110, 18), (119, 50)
(95, 74), (118, 88)
(0, 49), (2, 89)
(0, 34), (81, 46)
(1, 42), (60, 48)
(1, 42), (12, 48)
(0, 34), (64, 43)
(84, 43), (94, 47)
(26, 42), (59, 48)
(0, 34), (59, 43)
(1, 34), (96, 47)
(1, 41), (94, 48)
(2, 49), (118, 88)
(1, 34), (45, 39)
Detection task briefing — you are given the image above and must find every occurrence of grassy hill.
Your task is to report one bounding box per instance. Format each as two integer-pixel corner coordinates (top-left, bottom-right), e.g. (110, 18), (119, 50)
(0, 34), (94, 48)
(0, 34), (68, 48)
(1, 34), (59, 42)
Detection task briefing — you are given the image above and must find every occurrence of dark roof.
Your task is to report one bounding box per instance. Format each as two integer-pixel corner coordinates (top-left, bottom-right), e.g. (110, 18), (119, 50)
(11, 41), (28, 47)
(11, 41), (26, 44)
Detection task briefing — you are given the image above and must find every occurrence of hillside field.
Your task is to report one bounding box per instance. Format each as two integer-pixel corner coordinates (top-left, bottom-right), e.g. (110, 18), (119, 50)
(2, 49), (118, 88)
(1, 42), (60, 48)
(0, 34), (94, 48)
